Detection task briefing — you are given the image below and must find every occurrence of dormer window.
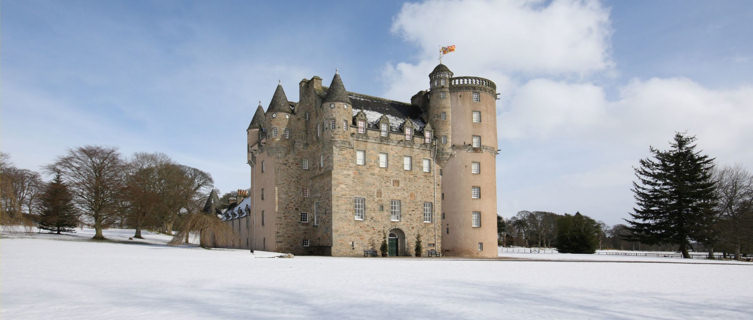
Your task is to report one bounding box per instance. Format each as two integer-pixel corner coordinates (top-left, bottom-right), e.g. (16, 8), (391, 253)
(404, 127), (413, 141)
(380, 123), (388, 137)
(357, 120), (365, 134)
(424, 130), (432, 144)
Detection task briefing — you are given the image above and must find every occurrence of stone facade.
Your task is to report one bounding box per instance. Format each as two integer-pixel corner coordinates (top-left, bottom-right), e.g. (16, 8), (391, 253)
(223, 63), (498, 257)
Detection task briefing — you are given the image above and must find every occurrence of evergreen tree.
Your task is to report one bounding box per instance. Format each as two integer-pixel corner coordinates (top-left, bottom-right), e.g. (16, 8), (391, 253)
(555, 212), (599, 254)
(38, 174), (78, 234)
(626, 133), (717, 258)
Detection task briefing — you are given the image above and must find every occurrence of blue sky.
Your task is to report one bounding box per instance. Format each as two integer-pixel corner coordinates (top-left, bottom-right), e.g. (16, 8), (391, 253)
(3, 0), (752, 225)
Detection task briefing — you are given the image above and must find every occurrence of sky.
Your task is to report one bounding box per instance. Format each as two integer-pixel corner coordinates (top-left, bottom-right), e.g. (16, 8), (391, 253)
(2, 0), (752, 226)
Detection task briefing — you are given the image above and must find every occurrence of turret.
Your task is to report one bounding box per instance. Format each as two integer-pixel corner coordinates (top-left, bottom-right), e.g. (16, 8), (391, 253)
(247, 102), (265, 159)
(265, 83), (293, 143)
(428, 64), (453, 162)
(323, 71), (352, 139)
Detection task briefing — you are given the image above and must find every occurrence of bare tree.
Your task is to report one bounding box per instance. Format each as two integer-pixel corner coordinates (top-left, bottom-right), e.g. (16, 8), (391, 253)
(714, 165), (753, 260)
(1, 161), (43, 225)
(48, 146), (124, 240)
(123, 152), (172, 238)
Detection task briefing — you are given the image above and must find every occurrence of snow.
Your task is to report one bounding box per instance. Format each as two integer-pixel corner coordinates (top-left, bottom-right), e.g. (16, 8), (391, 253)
(499, 247), (749, 264)
(3, 229), (753, 319)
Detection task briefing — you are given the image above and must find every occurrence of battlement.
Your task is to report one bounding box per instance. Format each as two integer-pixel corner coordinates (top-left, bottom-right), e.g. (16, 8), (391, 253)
(450, 76), (496, 95)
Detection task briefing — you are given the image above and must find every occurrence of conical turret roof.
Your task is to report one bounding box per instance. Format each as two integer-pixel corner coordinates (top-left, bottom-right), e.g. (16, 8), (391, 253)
(267, 84), (292, 114)
(325, 72), (351, 104)
(248, 103), (265, 130)
(430, 63), (453, 77)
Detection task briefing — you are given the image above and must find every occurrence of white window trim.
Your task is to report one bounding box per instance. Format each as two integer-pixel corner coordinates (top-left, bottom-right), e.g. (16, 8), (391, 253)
(300, 212), (309, 223)
(472, 135), (481, 148)
(380, 123), (388, 137)
(472, 211), (481, 228)
(390, 200), (401, 221)
(403, 156), (412, 171)
(354, 197), (365, 221)
(356, 150), (365, 166)
(423, 202), (433, 223)
(379, 153), (388, 168)
(472, 186), (481, 199)
(422, 159), (431, 173)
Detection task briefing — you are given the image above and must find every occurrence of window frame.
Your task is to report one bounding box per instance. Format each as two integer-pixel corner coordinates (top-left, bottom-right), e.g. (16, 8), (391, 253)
(404, 126), (413, 141)
(354, 197), (365, 221)
(356, 150), (365, 166)
(472, 211), (481, 228)
(424, 130), (432, 144)
(378, 153), (388, 168)
(300, 212), (309, 223)
(423, 202), (433, 223)
(422, 159), (431, 173)
(357, 120), (366, 134)
(472, 135), (481, 148)
(303, 239), (310, 247)
(472, 186), (481, 199)
(390, 199), (401, 221)
(472, 92), (480, 102)
(403, 156), (412, 171)
(472, 111), (481, 123)
(302, 159), (309, 170)
(471, 162), (480, 174)
(380, 123), (388, 137)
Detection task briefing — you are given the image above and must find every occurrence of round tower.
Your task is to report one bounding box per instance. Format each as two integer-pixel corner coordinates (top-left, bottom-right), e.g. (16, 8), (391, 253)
(322, 71), (352, 139)
(440, 68), (499, 258)
(265, 83), (293, 145)
(428, 64), (453, 163)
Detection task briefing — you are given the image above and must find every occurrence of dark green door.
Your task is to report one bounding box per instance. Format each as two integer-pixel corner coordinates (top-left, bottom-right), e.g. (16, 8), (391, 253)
(388, 237), (398, 256)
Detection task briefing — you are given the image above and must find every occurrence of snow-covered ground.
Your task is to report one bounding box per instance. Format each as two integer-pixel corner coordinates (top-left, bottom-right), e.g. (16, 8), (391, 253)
(499, 247), (749, 264)
(2, 229), (752, 319)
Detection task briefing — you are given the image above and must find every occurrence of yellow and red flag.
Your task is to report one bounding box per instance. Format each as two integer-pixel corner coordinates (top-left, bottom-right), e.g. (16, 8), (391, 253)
(441, 45), (456, 55)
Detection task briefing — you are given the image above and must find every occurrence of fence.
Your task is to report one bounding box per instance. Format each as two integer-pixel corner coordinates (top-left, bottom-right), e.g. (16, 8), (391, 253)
(500, 247), (726, 259)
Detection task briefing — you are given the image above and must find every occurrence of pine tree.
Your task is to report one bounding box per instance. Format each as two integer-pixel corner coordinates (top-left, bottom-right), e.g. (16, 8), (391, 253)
(626, 133), (717, 258)
(555, 212), (599, 254)
(38, 173), (78, 234)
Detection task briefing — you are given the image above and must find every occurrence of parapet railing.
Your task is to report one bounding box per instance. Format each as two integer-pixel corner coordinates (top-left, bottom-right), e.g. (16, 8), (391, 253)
(450, 76), (497, 94)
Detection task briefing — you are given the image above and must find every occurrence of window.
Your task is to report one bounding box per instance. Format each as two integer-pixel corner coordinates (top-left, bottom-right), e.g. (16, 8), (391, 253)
(261, 188), (264, 200)
(478, 242), (483, 251)
(390, 200), (401, 221)
(472, 111), (481, 123)
(261, 210), (265, 226)
(441, 135), (447, 145)
(329, 103), (335, 109)
(471, 162), (480, 174)
(440, 112), (446, 120)
(305, 112), (310, 121)
(303, 239), (310, 247)
(472, 186), (480, 199)
(424, 130), (432, 144)
(330, 119), (336, 130)
(302, 187), (309, 198)
(405, 127), (412, 140)
(422, 159), (431, 173)
(300, 212), (309, 223)
(380, 123), (388, 137)
(472, 135), (481, 148)
(356, 150), (365, 166)
(343, 120), (348, 131)
(313, 202), (319, 226)
(379, 153), (388, 168)
(472, 92), (480, 102)
(354, 197), (365, 220)
(472, 211), (481, 227)
(357, 120), (365, 134)
(302, 159), (309, 170)
(423, 202), (433, 223)
(284, 128), (290, 139)
(261, 160), (265, 173)
(440, 91), (446, 99)
(403, 156), (412, 171)
(317, 124), (321, 137)
(272, 127), (278, 137)
(320, 154), (324, 168)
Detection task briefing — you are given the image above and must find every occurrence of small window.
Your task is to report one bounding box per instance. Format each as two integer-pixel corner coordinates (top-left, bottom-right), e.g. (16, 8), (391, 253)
(261, 188), (264, 200)
(305, 112), (310, 121)
(272, 127), (278, 138)
(302, 187), (309, 198)
(320, 154), (324, 168)
(343, 120), (348, 131)
(424, 130), (432, 144)
(422, 159), (431, 173)
(261, 160), (265, 173)
(379, 153), (388, 168)
(302, 159), (309, 170)
(329, 103), (335, 109)
(472, 162), (480, 174)
(440, 112), (446, 120)
(472, 186), (480, 199)
(390, 200), (401, 221)
(472, 111), (481, 123)
(354, 197), (365, 220)
(261, 210), (265, 226)
(472, 92), (480, 102)
(317, 124), (321, 137)
(440, 91), (446, 99)
(405, 127), (412, 141)
(423, 202), (433, 223)
(403, 156), (412, 171)
(472, 135), (481, 148)
(303, 239), (310, 247)
(356, 150), (365, 166)
(478, 242), (483, 251)
(380, 123), (388, 137)
(441, 135), (447, 145)
(313, 202), (319, 226)
(440, 78), (446, 86)
(330, 119), (336, 130)
(357, 120), (365, 134)
(272, 113), (277, 118)
(472, 211), (481, 228)
(284, 128), (290, 139)
(300, 212), (309, 223)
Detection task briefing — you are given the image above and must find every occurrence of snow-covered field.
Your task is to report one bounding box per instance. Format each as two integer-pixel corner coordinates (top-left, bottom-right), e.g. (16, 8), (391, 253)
(2, 229), (752, 319)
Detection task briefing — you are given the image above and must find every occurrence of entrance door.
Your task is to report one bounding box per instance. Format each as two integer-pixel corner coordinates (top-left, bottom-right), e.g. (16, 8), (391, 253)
(388, 232), (398, 256)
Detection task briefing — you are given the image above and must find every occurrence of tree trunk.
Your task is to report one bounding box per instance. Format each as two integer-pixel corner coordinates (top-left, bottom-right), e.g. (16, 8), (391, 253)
(184, 231), (190, 244)
(707, 247), (714, 259)
(134, 227), (142, 239)
(93, 214), (105, 240)
(57, 226), (61, 234)
(679, 242), (690, 259)
(735, 242), (742, 261)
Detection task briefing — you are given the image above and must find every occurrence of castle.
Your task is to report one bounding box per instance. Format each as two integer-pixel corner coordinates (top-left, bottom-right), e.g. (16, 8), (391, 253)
(222, 63), (499, 257)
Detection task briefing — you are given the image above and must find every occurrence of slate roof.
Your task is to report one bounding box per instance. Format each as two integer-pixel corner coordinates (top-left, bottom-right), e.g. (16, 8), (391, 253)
(430, 63), (452, 76)
(348, 92), (426, 131)
(324, 73), (351, 104)
(248, 104), (265, 130)
(267, 84), (293, 114)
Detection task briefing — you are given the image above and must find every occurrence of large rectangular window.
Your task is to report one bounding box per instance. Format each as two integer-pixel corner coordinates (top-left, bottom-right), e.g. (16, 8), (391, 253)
(423, 202), (433, 223)
(472, 211), (481, 228)
(379, 153), (388, 168)
(471, 162), (480, 174)
(354, 197), (365, 220)
(472, 135), (481, 148)
(356, 150), (365, 165)
(472, 186), (481, 199)
(422, 159), (431, 173)
(472, 111), (481, 123)
(403, 156), (412, 171)
(390, 200), (401, 221)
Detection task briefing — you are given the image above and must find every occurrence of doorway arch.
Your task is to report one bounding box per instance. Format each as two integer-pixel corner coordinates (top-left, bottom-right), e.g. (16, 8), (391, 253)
(388, 228), (406, 256)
